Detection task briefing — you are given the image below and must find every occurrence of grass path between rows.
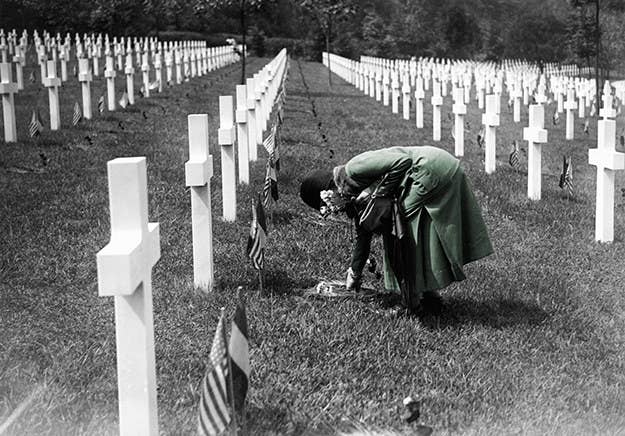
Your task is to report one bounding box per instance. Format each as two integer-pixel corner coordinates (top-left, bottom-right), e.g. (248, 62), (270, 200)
(1, 57), (625, 435)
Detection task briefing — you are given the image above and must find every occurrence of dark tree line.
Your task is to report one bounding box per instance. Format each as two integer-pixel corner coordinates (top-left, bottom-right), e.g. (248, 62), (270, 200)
(1, 0), (624, 74)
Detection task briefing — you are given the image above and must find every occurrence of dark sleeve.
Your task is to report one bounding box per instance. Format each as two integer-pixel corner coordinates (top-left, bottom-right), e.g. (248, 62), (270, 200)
(350, 221), (372, 276)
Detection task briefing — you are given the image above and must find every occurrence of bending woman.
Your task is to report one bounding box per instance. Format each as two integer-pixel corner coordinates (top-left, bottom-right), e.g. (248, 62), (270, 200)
(300, 146), (493, 313)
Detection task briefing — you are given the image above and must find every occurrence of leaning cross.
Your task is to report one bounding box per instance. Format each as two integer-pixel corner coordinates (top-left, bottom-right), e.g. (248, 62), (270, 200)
(96, 157), (160, 436)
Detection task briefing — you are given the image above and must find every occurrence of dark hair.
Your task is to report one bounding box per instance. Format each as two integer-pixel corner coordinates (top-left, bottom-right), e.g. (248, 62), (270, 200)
(299, 170), (336, 210)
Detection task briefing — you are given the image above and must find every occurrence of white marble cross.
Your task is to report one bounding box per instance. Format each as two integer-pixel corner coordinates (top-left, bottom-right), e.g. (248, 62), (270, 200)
(253, 74), (264, 148)
(402, 76), (411, 120)
(12, 46), (24, 90)
(512, 83), (522, 123)
(564, 84), (576, 140)
(154, 51), (162, 93)
(43, 60), (61, 130)
(0, 62), (18, 142)
(243, 78), (257, 163)
(236, 84), (250, 184)
(219, 95), (237, 222)
(96, 157), (160, 436)
(391, 70), (400, 114)
(124, 53), (135, 105)
(141, 52), (150, 98)
(375, 70), (382, 102)
(105, 55), (116, 111)
(589, 84), (624, 242)
(78, 58), (93, 119)
(431, 79), (443, 141)
(523, 104), (548, 200)
(185, 115), (214, 289)
(452, 86), (466, 157)
(482, 94), (500, 174)
(414, 75), (424, 129)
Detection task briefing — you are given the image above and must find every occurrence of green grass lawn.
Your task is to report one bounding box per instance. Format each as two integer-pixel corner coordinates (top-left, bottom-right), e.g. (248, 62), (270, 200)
(1, 53), (625, 436)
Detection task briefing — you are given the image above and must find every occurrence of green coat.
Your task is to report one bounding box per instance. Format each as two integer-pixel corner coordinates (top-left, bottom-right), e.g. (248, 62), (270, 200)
(341, 146), (493, 306)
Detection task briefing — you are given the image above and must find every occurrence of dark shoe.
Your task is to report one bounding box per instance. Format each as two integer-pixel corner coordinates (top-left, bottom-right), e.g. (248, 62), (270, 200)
(421, 291), (444, 315)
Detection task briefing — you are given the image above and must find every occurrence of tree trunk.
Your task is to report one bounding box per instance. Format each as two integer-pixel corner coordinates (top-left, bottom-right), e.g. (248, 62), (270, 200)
(241, 1), (247, 85)
(326, 15), (332, 88)
(595, 0), (600, 114)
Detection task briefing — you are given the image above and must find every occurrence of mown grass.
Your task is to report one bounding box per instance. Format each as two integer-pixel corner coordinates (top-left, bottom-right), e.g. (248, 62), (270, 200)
(1, 52), (625, 436)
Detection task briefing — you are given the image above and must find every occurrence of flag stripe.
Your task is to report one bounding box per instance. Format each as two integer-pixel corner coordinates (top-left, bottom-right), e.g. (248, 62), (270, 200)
(229, 323), (250, 376)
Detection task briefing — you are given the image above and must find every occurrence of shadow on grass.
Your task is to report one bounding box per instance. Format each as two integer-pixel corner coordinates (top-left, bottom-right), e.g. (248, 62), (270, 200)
(420, 296), (549, 329)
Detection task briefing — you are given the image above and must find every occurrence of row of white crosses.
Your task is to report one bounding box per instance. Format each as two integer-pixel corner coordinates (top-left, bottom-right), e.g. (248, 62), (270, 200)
(324, 52), (625, 243)
(0, 27), (242, 142)
(96, 47), (289, 436)
(218, 48), (289, 222)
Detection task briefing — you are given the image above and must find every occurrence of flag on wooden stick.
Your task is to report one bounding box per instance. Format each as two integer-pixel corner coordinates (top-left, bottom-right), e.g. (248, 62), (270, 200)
(509, 140), (520, 169)
(246, 195), (267, 270)
(228, 288), (250, 415)
(97, 95), (105, 113)
(262, 160), (279, 207)
(558, 155), (573, 198)
(197, 310), (231, 436)
(29, 109), (43, 137)
(29, 70), (36, 83)
(477, 126), (485, 148)
(262, 126), (275, 157)
(148, 79), (159, 91)
(72, 102), (82, 126)
(584, 118), (590, 135)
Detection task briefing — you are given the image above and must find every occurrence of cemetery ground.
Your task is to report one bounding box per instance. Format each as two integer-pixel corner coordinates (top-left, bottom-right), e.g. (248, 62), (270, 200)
(1, 57), (625, 436)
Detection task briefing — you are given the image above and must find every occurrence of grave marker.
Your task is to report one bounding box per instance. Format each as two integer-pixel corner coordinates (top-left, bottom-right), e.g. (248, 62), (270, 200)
(78, 58), (93, 119)
(236, 84), (250, 184)
(589, 85), (625, 242)
(185, 115), (214, 289)
(453, 87), (466, 157)
(0, 62), (18, 142)
(246, 77), (258, 162)
(218, 96), (236, 222)
(523, 104), (548, 200)
(564, 85), (576, 140)
(125, 53), (135, 105)
(43, 60), (61, 130)
(482, 94), (500, 174)
(105, 55), (116, 111)
(414, 75), (424, 129)
(141, 52), (150, 98)
(431, 79), (442, 141)
(96, 157), (160, 436)
(402, 77), (411, 120)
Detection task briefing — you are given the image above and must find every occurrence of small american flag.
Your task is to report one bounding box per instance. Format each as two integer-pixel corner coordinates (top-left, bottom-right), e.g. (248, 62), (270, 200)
(119, 91), (128, 109)
(477, 126), (485, 148)
(552, 111), (559, 126)
(72, 102), (82, 126)
(262, 160), (278, 207)
(148, 79), (159, 90)
(139, 85), (145, 98)
(558, 155), (573, 198)
(29, 70), (36, 83)
(584, 118), (590, 135)
(97, 95), (105, 113)
(29, 109), (43, 137)
(246, 195), (267, 270)
(509, 140), (520, 169)
(197, 310), (231, 436)
(262, 125), (275, 156)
